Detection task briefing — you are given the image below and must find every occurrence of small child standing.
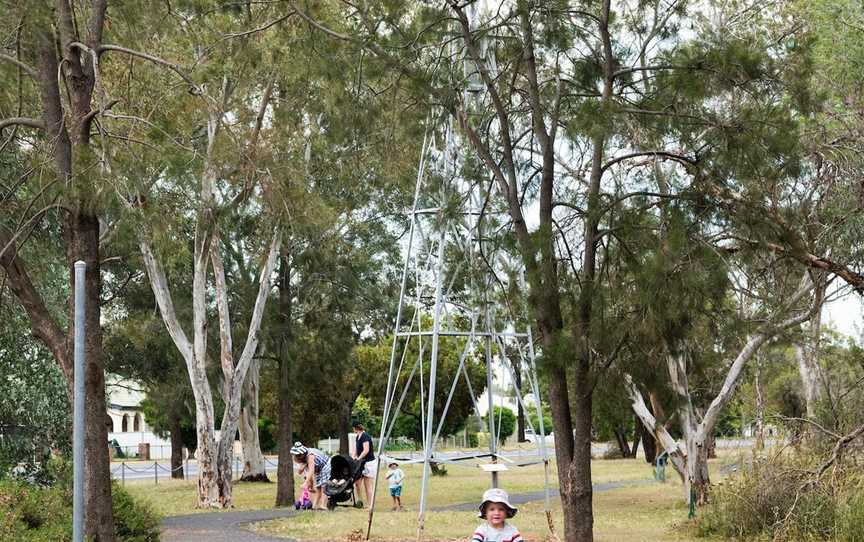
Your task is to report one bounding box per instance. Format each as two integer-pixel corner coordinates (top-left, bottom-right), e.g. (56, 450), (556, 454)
(385, 461), (405, 511)
(470, 488), (522, 542)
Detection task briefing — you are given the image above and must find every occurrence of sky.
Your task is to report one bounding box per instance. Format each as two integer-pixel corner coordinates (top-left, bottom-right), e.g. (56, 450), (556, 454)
(823, 286), (863, 344)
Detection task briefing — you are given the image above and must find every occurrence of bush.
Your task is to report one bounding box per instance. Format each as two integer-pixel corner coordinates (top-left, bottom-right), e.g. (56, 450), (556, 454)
(112, 483), (161, 541)
(697, 453), (864, 541)
(483, 407), (516, 444)
(0, 480), (70, 542)
(837, 492), (864, 542)
(0, 477), (161, 541)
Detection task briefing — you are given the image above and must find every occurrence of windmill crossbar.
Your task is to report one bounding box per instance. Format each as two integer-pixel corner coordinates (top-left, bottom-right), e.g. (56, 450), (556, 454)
(395, 331), (529, 338)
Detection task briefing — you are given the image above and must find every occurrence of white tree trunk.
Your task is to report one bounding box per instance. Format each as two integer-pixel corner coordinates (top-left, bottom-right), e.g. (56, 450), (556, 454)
(139, 228), (281, 507)
(755, 354), (765, 450)
(626, 275), (815, 505)
(136, 82), (279, 507)
(797, 277), (827, 419)
(624, 374), (687, 478)
(239, 356), (268, 481)
(796, 339), (825, 422)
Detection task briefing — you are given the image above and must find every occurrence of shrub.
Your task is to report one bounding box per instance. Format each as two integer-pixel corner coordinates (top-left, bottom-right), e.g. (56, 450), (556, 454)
(837, 491), (864, 542)
(697, 452), (864, 541)
(0, 477), (161, 541)
(112, 483), (161, 541)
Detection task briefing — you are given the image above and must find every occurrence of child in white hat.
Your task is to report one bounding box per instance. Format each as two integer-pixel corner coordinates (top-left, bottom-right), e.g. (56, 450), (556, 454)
(470, 488), (522, 542)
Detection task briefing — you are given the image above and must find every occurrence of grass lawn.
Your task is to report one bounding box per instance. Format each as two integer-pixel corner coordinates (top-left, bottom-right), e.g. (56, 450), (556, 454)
(252, 482), (699, 542)
(127, 450), (746, 540)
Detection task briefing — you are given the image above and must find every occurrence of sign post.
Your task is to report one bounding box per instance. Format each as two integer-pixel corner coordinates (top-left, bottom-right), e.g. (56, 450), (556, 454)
(72, 261), (87, 542)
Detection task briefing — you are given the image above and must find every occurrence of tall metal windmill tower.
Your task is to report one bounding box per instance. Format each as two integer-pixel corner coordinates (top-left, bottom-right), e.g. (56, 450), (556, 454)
(364, 13), (553, 536)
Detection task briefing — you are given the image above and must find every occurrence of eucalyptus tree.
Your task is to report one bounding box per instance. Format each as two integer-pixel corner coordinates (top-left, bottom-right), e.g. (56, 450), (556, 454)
(62, 3), (290, 507)
(0, 2), (157, 537)
(135, 87), (281, 508)
(786, 0), (864, 418)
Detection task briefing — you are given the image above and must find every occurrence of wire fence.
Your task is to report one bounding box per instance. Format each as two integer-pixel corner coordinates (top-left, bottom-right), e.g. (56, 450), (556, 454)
(110, 455), (281, 486)
(111, 445), (173, 460)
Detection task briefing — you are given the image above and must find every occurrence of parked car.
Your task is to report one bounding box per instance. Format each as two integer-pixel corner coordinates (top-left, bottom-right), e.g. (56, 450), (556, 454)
(524, 428), (553, 443)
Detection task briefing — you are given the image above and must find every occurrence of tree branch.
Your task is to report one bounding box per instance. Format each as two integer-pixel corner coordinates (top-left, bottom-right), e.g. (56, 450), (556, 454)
(0, 117), (47, 132)
(601, 150), (697, 173)
(210, 231), (235, 395)
(232, 230), (282, 390)
(0, 53), (38, 79)
(624, 373), (687, 479)
(700, 275), (815, 433)
(727, 239), (864, 295)
(0, 228), (70, 382)
(286, 2), (353, 41)
(223, 13), (295, 39)
(813, 422), (864, 479)
(91, 43), (202, 94)
(612, 64), (690, 79)
(139, 238), (194, 364)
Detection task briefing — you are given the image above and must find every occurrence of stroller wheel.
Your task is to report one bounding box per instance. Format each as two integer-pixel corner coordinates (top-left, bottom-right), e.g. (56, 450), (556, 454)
(327, 497), (336, 511)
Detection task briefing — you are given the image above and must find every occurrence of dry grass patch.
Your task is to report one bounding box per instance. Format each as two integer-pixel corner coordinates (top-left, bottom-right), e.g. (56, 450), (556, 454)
(125, 477), (280, 516)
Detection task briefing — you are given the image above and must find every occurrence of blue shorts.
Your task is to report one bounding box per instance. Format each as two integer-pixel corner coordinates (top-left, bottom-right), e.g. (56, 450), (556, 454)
(389, 486), (402, 497)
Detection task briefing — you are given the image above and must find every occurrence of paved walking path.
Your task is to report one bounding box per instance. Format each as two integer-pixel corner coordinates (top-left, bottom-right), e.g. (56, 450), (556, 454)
(160, 480), (651, 541)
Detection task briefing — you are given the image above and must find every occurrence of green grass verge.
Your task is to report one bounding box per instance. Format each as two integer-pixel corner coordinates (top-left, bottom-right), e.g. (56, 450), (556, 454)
(126, 452), (749, 540)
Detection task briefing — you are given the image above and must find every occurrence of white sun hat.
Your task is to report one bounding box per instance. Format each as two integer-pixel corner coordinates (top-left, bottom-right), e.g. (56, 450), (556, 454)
(478, 488), (518, 518)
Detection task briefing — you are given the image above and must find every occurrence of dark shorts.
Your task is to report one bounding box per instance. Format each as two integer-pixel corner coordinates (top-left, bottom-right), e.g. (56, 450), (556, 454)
(389, 485), (402, 497)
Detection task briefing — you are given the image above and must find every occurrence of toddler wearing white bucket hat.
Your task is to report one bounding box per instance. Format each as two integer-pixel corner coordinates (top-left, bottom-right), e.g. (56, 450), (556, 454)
(470, 488), (522, 542)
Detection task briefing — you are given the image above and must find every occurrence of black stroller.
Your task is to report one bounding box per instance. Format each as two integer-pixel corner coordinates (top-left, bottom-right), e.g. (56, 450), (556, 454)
(324, 454), (366, 509)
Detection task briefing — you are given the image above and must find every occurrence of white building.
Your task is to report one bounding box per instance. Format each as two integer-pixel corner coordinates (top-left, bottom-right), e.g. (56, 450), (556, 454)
(106, 375), (173, 460)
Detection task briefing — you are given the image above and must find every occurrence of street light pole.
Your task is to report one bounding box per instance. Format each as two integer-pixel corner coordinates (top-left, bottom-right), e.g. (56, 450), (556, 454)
(72, 261), (87, 542)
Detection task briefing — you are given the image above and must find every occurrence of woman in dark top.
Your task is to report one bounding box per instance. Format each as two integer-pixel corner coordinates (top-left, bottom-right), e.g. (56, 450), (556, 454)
(351, 420), (375, 508)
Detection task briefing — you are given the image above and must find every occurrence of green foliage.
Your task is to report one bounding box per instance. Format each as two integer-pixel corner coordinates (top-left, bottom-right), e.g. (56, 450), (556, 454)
(350, 320), (487, 443)
(257, 417), (277, 454)
(351, 396), (381, 436)
(111, 483), (162, 542)
(0, 476), (160, 542)
(0, 310), (70, 481)
(484, 407), (516, 445)
(528, 405), (553, 437)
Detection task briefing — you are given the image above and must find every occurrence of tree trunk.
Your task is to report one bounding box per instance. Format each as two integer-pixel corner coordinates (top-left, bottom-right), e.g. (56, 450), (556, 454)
(140, 224), (281, 509)
(170, 413), (185, 479)
(613, 428), (630, 457)
(190, 383), (223, 507)
(275, 247), (295, 506)
(706, 431), (717, 459)
(797, 278), (826, 422)
(339, 401), (352, 456)
(0, 12), (120, 540)
(755, 354), (765, 450)
(686, 433), (711, 506)
(566, 375), (594, 541)
(641, 426), (657, 464)
(514, 358), (526, 442)
(70, 212), (115, 542)
(239, 356), (269, 482)
(630, 415), (642, 458)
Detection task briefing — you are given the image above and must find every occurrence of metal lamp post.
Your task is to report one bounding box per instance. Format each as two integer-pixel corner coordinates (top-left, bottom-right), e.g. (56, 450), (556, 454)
(73, 261), (86, 542)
